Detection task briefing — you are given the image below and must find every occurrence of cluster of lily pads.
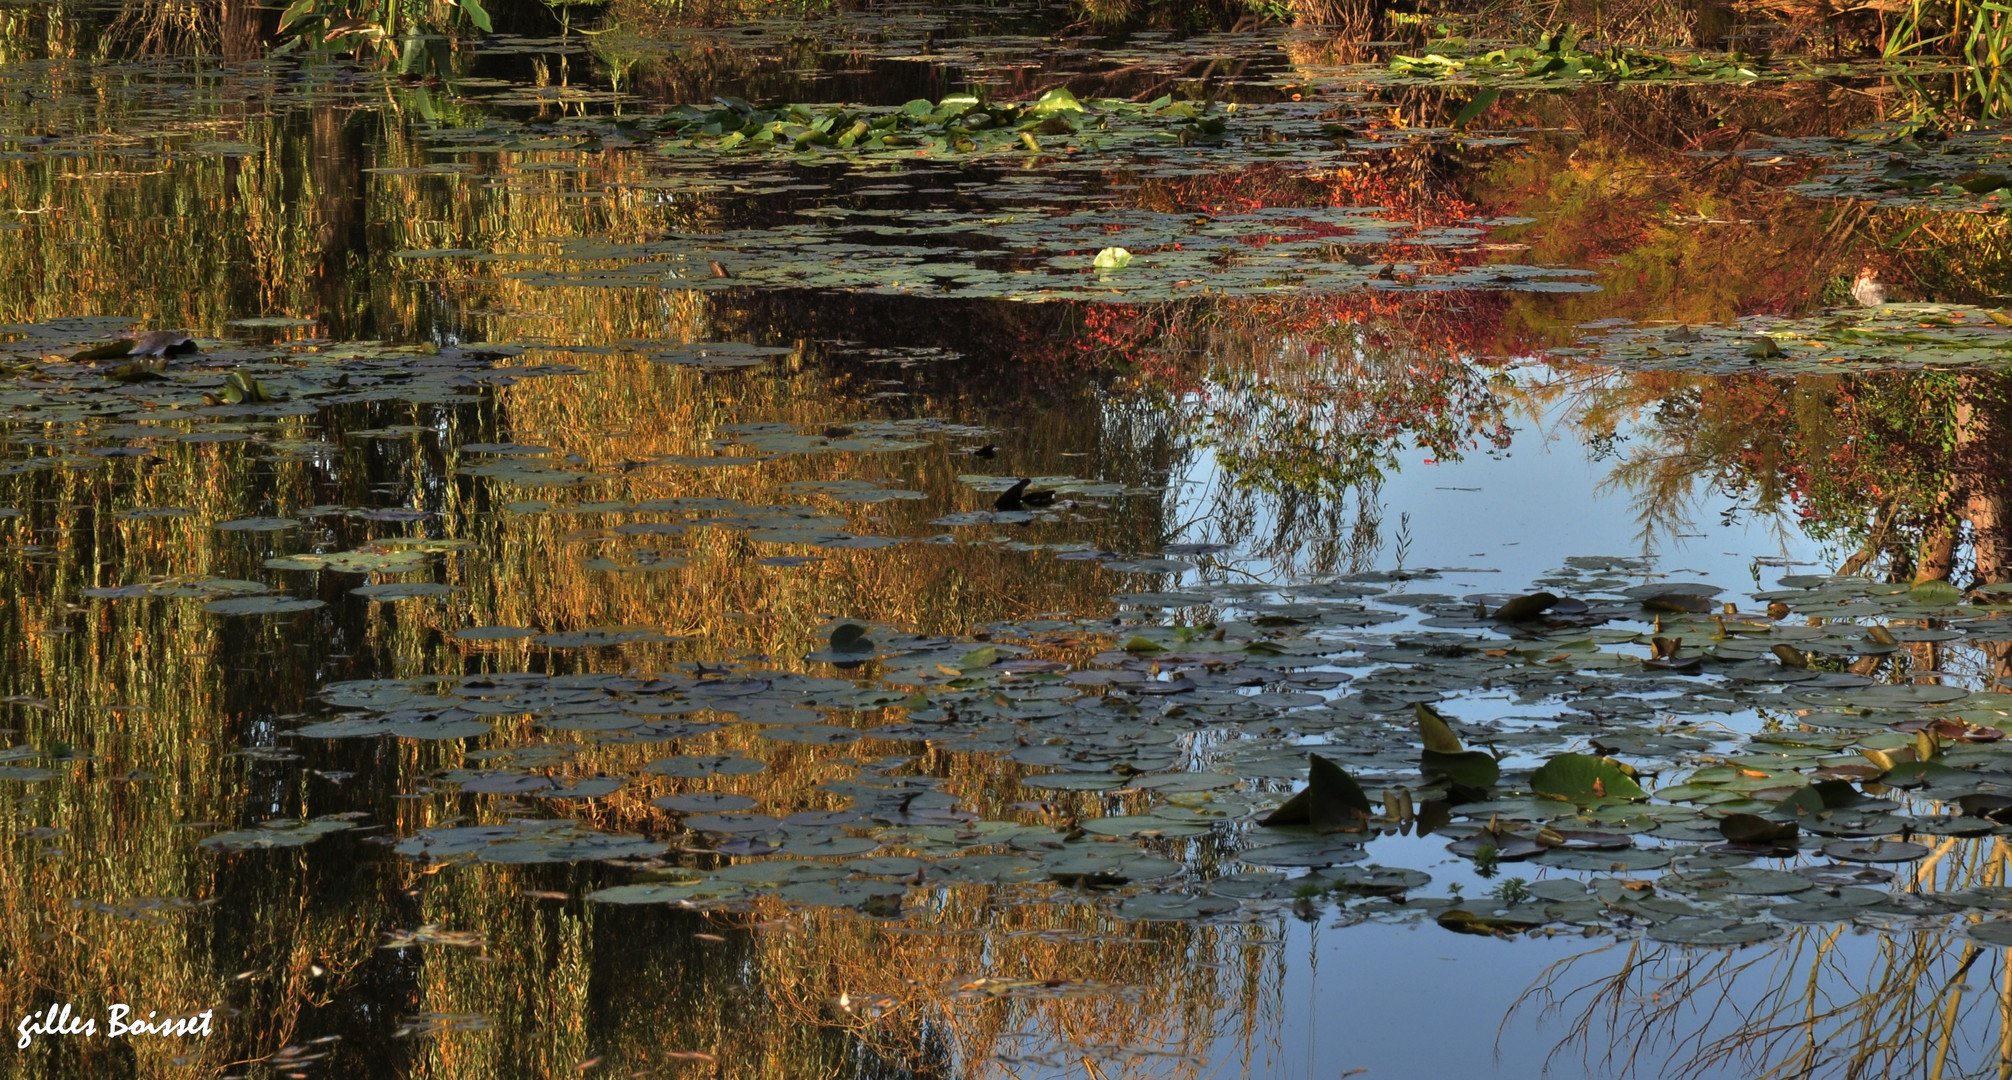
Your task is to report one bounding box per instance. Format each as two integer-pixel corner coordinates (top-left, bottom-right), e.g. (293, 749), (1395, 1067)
(1389, 27), (1763, 84)
(504, 204), (1590, 303)
(213, 544), (2012, 946)
(656, 89), (1232, 159)
(1753, 123), (2012, 212)
(1558, 303), (2012, 373)
(0, 318), (582, 430)
(376, 85), (1564, 304)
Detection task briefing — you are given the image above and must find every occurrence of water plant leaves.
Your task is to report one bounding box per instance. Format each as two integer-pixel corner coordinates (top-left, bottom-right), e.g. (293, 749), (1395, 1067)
(1416, 702), (1500, 788)
(1531, 754), (1649, 805)
(200, 816), (355, 852)
(1493, 592), (1559, 622)
(1717, 813), (1799, 846)
(395, 821), (664, 864)
(204, 596), (326, 616)
(1258, 754), (1372, 832)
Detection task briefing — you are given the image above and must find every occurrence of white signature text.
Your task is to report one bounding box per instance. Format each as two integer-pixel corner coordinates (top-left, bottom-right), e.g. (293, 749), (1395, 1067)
(17, 1003), (214, 1048)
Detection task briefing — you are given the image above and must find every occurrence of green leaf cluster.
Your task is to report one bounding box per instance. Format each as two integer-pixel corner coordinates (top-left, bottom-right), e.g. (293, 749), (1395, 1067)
(656, 89), (1229, 158)
(1391, 25), (1761, 83)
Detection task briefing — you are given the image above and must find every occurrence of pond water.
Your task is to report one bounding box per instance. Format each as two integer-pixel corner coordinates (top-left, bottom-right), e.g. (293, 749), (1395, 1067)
(4, 5), (2012, 1078)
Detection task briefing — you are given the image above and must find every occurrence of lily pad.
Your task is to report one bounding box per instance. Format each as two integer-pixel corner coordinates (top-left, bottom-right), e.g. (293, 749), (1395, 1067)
(203, 596), (326, 616)
(1531, 754), (1648, 805)
(1257, 754), (1373, 832)
(200, 817), (355, 852)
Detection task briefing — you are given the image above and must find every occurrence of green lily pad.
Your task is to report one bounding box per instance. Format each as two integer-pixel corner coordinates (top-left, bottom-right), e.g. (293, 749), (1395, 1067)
(1258, 753), (1372, 831)
(1531, 753), (1649, 805)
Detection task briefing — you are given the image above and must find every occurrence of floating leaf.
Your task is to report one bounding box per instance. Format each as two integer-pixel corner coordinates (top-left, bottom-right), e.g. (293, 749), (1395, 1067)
(1531, 753), (1648, 805)
(1493, 592), (1559, 621)
(203, 596), (326, 616)
(829, 623), (873, 653)
(1717, 813), (1798, 846)
(1416, 702), (1499, 788)
(1415, 703), (1464, 754)
(1449, 87), (1501, 130)
(200, 817), (355, 852)
(1258, 754), (1372, 832)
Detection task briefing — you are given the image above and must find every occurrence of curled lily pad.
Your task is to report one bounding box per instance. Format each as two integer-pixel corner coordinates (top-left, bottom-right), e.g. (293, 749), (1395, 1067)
(824, 622), (875, 654)
(1718, 813), (1799, 846)
(1531, 754), (1648, 805)
(1417, 703), (1500, 789)
(1449, 825), (1543, 861)
(1493, 592), (1559, 621)
(1779, 779), (1873, 816)
(1258, 754), (1372, 832)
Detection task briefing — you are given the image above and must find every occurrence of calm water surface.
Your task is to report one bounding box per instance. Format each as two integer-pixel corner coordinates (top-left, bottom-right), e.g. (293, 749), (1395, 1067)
(0, 10), (2008, 1079)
